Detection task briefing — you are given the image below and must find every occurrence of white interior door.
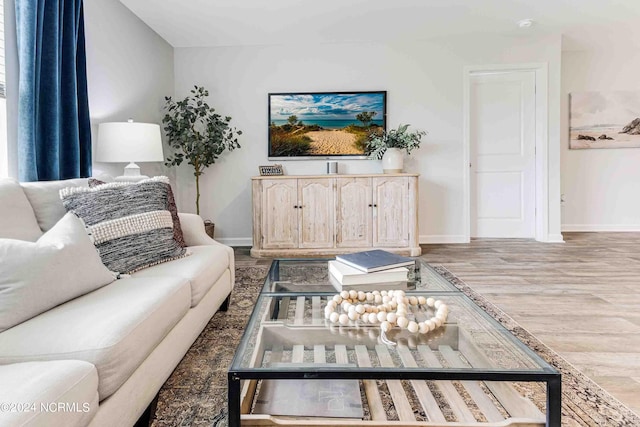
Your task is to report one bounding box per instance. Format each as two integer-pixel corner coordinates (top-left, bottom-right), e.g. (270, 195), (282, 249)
(470, 71), (536, 238)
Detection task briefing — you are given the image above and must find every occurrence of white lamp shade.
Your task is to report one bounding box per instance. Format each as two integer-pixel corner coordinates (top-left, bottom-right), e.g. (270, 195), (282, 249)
(96, 122), (164, 163)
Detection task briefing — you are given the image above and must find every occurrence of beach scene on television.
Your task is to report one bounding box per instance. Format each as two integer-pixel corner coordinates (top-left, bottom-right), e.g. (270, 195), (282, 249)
(269, 92), (385, 157)
(570, 91), (640, 149)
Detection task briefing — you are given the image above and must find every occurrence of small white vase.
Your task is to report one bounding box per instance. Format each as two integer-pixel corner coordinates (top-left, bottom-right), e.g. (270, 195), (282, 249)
(382, 147), (404, 173)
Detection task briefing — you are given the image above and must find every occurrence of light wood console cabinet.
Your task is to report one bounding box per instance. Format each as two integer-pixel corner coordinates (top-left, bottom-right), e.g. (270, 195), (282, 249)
(251, 174), (420, 257)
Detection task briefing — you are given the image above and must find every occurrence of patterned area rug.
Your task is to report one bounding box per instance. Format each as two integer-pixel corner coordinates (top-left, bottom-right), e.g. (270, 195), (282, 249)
(149, 265), (640, 426)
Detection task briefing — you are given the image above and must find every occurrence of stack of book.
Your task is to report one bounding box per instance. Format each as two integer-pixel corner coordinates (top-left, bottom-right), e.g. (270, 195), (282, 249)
(328, 249), (415, 290)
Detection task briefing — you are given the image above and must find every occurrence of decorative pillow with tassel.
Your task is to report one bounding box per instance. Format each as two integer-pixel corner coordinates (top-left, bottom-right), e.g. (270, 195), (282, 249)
(88, 178), (186, 248)
(60, 176), (188, 275)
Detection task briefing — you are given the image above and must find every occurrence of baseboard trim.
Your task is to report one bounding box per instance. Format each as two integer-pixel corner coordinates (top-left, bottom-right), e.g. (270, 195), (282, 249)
(222, 234), (575, 246)
(216, 237), (253, 247)
(420, 235), (469, 244)
(562, 224), (640, 232)
(544, 233), (565, 243)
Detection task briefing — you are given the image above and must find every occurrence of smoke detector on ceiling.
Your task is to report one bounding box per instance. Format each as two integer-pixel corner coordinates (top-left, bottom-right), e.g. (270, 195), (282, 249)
(517, 19), (535, 29)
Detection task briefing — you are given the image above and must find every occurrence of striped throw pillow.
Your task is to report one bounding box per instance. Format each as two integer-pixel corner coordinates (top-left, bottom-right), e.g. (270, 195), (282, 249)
(60, 176), (187, 274)
(88, 178), (186, 248)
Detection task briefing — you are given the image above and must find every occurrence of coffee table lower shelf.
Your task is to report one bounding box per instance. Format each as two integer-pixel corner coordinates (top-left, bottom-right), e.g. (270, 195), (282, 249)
(241, 377), (544, 426)
(238, 343), (546, 427)
(242, 417), (542, 427)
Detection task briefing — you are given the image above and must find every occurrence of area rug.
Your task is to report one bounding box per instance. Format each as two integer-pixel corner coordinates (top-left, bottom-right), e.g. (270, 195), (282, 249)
(149, 265), (640, 426)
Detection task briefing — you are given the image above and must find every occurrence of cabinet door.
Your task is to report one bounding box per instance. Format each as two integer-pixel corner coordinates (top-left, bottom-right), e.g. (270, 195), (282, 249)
(298, 178), (334, 248)
(336, 177), (373, 248)
(261, 179), (298, 249)
(373, 176), (409, 247)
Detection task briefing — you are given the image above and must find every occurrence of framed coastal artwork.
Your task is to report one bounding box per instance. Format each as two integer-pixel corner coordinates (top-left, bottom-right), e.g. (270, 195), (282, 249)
(268, 91), (387, 160)
(570, 91), (640, 149)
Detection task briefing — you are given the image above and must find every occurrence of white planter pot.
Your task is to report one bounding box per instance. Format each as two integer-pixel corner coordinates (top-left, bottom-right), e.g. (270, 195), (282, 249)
(382, 147), (404, 173)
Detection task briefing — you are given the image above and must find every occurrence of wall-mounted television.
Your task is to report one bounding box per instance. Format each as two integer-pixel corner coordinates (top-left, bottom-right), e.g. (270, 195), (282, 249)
(268, 91), (387, 160)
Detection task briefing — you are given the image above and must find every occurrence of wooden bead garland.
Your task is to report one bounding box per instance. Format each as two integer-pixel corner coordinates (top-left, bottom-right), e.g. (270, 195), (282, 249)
(324, 290), (449, 345)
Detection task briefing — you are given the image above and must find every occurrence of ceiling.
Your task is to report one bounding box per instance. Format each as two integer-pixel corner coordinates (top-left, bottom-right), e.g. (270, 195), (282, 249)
(119, 0), (640, 51)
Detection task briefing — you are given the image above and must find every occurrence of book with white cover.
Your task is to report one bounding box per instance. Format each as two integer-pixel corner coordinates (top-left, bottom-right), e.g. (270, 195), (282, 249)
(328, 260), (408, 285)
(335, 249), (415, 273)
(328, 273), (410, 292)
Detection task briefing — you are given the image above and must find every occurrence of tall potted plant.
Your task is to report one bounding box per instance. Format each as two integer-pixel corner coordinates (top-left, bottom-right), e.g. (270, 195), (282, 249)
(366, 124), (426, 173)
(163, 86), (242, 234)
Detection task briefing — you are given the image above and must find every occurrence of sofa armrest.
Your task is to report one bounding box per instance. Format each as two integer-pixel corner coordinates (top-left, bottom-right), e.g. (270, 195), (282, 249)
(178, 212), (216, 247)
(178, 213), (235, 289)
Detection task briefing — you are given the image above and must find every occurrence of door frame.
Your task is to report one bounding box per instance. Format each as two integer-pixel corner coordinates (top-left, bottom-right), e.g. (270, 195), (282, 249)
(463, 63), (549, 242)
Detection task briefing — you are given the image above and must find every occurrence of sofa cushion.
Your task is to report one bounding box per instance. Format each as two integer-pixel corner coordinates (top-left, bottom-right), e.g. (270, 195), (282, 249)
(21, 178), (88, 232)
(0, 178), (42, 241)
(132, 245), (231, 307)
(88, 177), (186, 248)
(0, 276), (191, 400)
(0, 212), (116, 332)
(60, 176), (187, 274)
(0, 360), (98, 427)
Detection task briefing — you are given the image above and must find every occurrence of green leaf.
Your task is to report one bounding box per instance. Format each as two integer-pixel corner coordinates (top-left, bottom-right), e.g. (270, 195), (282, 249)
(162, 85), (243, 213)
(364, 123), (427, 156)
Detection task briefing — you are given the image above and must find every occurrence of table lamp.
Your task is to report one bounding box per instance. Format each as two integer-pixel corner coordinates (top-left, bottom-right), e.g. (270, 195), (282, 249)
(96, 120), (164, 182)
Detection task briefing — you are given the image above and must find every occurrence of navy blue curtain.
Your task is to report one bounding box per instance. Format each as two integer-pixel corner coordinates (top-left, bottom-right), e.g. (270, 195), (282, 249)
(15, 0), (92, 182)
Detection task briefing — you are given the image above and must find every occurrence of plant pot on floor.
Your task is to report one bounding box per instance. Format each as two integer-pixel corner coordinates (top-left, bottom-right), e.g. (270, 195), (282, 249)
(204, 220), (215, 238)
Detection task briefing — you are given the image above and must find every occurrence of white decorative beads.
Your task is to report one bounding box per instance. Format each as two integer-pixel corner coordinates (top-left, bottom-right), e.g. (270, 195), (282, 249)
(367, 312), (377, 324)
(418, 321), (429, 334)
(397, 316), (409, 329)
(387, 312), (397, 324)
(323, 289), (450, 343)
(329, 312), (339, 323)
(338, 313), (349, 325)
(407, 320), (419, 334)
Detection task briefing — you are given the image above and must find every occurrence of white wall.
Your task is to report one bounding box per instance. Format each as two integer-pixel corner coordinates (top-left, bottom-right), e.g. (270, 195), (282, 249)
(84, 0), (173, 180)
(174, 34), (562, 245)
(561, 50), (640, 231)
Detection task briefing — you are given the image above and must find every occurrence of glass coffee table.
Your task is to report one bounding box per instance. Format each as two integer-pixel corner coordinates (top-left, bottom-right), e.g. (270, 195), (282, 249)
(228, 259), (561, 426)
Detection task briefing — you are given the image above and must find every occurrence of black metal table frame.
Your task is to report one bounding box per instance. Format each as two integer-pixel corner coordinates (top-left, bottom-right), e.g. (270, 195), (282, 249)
(228, 366), (561, 427)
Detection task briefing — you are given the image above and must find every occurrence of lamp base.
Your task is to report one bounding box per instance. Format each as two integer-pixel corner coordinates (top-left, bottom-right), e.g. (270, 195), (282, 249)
(115, 162), (149, 182)
(114, 175), (149, 182)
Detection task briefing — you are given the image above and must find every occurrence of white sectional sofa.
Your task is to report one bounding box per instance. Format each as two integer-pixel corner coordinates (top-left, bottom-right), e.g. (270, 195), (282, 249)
(0, 177), (235, 426)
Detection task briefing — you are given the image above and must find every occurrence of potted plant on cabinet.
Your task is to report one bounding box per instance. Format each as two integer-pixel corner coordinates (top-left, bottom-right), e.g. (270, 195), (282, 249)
(366, 124), (426, 173)
(163, 85), (242, 238)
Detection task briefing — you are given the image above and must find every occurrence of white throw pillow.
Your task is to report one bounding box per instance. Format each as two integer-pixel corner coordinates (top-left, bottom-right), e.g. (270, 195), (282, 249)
(0, 178), (42, 241)
(0, 212), (116, 332)
(21, 178), (88, 232)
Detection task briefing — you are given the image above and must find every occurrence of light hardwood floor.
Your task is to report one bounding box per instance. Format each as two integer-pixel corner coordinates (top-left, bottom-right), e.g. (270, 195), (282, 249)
(420, 232), (640, 416)
(235, 232), (640, 415)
